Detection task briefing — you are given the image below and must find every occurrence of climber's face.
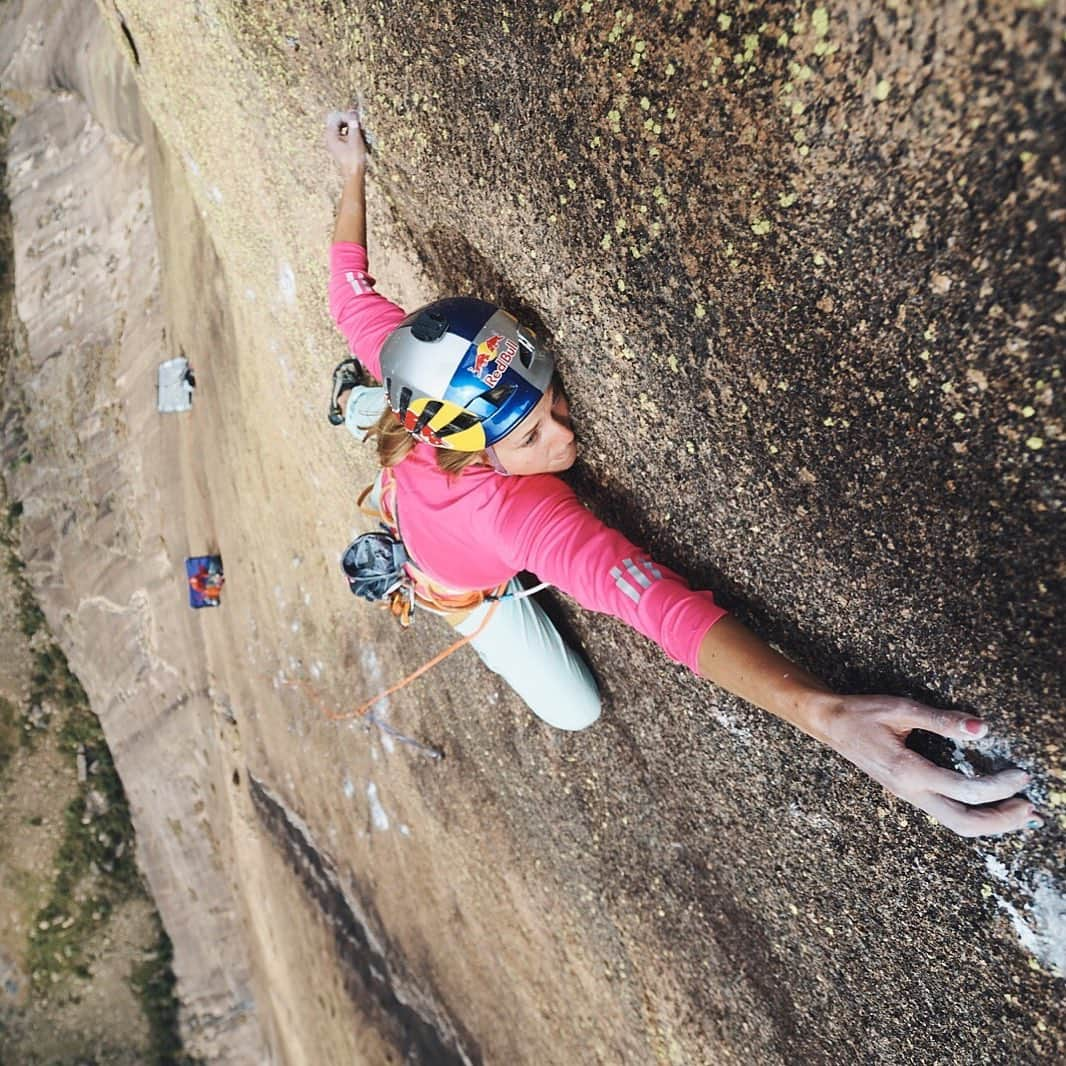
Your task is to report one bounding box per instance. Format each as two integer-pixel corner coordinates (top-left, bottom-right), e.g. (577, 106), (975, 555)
(490, 380), (576, 476)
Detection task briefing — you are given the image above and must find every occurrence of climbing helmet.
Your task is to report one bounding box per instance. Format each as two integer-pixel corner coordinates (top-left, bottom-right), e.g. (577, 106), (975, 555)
(379, 297), (554, 451)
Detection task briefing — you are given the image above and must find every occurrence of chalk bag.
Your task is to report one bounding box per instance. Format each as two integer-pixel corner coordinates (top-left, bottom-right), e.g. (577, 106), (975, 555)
(341, 531), (410, 603)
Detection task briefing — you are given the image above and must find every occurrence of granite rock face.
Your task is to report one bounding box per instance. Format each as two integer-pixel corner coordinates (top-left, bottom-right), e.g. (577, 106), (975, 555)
(2, 1), (1063, 1063)
(0, 1), (267, 1060)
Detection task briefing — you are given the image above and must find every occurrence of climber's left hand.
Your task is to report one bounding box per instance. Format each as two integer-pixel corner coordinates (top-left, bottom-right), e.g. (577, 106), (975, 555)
(819, 695), (1038, 838)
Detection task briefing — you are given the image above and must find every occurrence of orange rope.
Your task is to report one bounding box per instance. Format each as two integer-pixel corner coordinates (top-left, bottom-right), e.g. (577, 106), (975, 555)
(270, 599), (500, 722)
(327, 599), (500, 720)
(314, 478), (502, 720)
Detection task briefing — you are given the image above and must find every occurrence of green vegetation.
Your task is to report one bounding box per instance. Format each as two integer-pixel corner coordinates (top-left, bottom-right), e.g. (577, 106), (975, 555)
(31, 641), (89, 709)
(13, 604), (196, 1063)
(1, 493), (87, 765)
(2, 500), (46, 644)
(0, 694), (16, 774)
(0, 510), (192, 1062)
(132, 918), (203, 1065)
(26, 687), (140, 993)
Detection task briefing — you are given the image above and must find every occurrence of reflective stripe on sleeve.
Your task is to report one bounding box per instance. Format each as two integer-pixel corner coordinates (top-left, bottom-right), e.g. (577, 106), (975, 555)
(609, 566), (640, 604)
(345, 270), (374, 295)
(623, 557), (651, 589)
(610, 557), (663, 604)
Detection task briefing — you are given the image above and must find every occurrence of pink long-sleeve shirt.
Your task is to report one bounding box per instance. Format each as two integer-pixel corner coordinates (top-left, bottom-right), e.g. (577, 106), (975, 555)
(329, 242), (726, 673)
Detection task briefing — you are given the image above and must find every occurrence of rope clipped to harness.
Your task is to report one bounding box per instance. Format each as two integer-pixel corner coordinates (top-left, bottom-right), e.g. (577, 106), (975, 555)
(348, 480), (508, 622)
(333, 479), (551, 721)
(331, 481), (500, 715)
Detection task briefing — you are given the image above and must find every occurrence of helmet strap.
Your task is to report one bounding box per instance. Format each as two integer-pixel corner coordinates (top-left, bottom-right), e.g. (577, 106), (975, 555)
(485, 446), (510, 476)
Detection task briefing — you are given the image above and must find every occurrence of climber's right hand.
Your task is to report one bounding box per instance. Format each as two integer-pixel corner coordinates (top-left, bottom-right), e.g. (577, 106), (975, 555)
(325, 108), (368, 176)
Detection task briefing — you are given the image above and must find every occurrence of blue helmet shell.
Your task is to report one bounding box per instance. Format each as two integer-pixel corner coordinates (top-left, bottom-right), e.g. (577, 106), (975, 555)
(380, 297), (555, 451)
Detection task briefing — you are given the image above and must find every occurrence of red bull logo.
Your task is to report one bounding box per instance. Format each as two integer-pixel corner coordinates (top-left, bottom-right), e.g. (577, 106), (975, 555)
(472, 334), (518, 388)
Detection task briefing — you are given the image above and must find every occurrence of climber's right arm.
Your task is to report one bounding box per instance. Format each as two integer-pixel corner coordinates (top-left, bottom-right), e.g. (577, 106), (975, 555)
(326, 108), (368, 246)
(333, 166), (366, 247)
(325, 109), (405, 380)
(694, 618), (1037, 837)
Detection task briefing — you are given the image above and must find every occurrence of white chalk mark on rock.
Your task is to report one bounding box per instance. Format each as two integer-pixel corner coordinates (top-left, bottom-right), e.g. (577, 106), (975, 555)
(994, 873), (1066, 977)
(981, 854), (1065, 976)
(709, 707), (752, 744)
(359, 647), (389, 715)
(275, 352), (294, 385)
(366, 782), (389, 831)
(277, 261), (296, 305)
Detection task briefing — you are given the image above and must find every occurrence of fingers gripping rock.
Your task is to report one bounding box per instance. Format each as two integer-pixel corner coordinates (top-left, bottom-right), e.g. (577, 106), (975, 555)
(896, 700), (988, 741)
(826, 695), (1039, 838)
(325, 107), (369, 172)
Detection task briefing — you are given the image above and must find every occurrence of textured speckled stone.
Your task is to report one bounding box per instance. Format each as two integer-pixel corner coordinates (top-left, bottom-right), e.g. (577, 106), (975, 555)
(5, 1), (1062, 1062)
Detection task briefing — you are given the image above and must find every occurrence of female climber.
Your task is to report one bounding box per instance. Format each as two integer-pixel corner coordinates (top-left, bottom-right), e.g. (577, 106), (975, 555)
(324, 108), (1039, 839)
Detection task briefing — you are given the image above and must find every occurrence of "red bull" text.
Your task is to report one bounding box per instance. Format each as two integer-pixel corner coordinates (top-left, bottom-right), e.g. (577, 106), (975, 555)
(472, 334), (518, 387)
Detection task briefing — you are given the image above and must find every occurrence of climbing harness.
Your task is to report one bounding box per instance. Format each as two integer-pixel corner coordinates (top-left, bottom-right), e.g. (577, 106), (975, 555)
(345, 476), (548, 624)
(332, 473), (548, 717)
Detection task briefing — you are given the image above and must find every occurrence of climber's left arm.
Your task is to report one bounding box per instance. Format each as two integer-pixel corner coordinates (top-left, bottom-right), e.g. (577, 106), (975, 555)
(695, 616), (1039, 838)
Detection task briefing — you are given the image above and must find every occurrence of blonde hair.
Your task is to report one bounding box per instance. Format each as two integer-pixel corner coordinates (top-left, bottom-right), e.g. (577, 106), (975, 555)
(367, 409), (487, 477)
